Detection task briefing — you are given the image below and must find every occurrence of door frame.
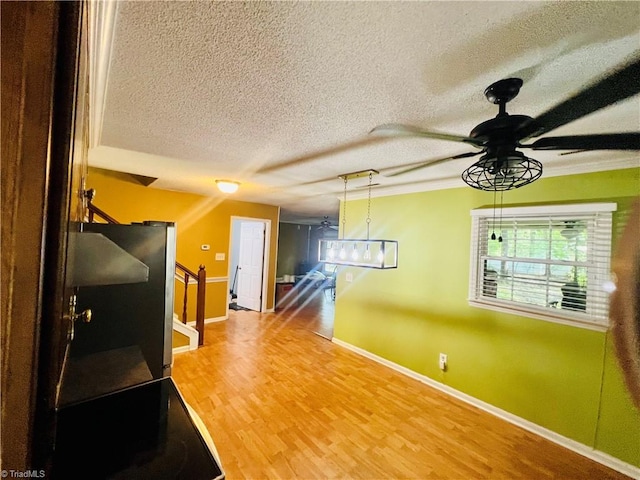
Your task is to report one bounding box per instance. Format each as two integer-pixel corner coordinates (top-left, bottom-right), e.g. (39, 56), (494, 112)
(2, 1), (86, 469)
(228, 216), (271, 313)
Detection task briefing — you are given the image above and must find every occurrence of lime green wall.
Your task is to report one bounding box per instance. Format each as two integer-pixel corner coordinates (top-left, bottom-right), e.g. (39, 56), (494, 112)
(333, 168), (640, 466)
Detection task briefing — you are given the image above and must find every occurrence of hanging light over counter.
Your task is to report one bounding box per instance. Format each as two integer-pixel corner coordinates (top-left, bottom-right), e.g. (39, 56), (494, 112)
(318, 169), (398, 269)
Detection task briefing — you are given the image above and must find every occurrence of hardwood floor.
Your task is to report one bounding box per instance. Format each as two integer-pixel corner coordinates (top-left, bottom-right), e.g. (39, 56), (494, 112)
(172, 300), (630, 480)
(286, 286), (335, 339)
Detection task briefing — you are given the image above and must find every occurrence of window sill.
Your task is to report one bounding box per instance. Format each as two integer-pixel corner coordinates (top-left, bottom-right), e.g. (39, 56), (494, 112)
(468, 299), (609, 332)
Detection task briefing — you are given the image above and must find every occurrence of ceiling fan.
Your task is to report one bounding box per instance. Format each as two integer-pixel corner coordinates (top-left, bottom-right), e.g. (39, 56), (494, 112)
(372, 57), (640, 191)
(316, 216), (338, 231)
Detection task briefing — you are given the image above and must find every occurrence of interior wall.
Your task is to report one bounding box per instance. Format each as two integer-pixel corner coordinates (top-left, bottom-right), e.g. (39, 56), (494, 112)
(229, 218), (243, 295)
(87, 168), (280, 313)
(333, 167), (640, 467)
(276, 223), (310, 277)
(276, 223), (339, 277)
(310, 226), (338, 272)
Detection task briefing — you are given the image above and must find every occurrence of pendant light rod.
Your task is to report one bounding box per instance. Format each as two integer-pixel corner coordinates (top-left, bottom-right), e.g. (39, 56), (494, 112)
(338, 169), (379, 240)
(319, 168), (397, 269)
(366, 171), (373, 240)
(341, 176), (347, 239)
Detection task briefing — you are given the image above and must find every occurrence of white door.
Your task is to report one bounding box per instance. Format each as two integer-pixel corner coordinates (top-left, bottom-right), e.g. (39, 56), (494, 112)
(236, 221), (265, 311)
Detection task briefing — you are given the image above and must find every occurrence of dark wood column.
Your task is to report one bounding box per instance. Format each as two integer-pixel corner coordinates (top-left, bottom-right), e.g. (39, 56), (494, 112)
(1, 1), (84, 470)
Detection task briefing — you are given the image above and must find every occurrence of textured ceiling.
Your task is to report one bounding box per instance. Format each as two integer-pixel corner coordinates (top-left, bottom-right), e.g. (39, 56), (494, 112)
(90, 1), (640, 224)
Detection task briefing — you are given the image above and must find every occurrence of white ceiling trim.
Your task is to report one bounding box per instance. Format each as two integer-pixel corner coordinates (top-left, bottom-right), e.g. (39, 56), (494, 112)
(90, 144), (637, 204)
(89, 0), (118, 148)
(344, 155), (640, 201)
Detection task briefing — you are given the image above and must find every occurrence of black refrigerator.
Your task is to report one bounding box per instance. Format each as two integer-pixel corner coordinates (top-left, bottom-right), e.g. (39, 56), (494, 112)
(53, 221), (224, 479)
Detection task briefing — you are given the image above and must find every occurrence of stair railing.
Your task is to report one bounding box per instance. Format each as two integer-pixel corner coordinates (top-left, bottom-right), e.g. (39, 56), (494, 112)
(175, 262), (206, 346)
(87, 200), (206, 346)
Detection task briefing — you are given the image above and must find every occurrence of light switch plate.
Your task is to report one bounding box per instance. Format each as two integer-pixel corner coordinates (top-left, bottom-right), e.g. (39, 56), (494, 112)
(215, 253), (225, 261)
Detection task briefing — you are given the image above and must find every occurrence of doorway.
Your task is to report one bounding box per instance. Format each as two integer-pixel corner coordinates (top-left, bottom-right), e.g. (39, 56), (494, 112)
(229, 217), (271, 312)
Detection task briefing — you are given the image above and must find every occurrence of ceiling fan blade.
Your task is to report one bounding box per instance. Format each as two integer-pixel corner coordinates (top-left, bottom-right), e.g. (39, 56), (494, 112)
(515, 57), (640, 140)
(384, 151), (482, 177)
(558, 150), (589, 156)
(527, 133), (640, 151)
(257, 136), (387, 174)
(370, 123), (485, 147)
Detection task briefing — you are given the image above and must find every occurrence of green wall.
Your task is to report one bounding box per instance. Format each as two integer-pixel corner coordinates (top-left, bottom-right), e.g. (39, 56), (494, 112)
(277, 223), (339, 277)
(333, 167), (640, 467)
(277, 223), (311, 277)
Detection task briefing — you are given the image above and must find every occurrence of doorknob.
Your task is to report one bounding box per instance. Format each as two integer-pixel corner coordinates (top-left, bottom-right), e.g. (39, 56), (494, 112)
(71, 308), (92, 324)
(64, 295), (92, 323)
(65, 294), (92, 341)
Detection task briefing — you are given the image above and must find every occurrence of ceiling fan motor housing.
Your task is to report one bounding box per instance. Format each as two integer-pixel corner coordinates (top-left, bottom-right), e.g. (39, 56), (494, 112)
(466, 108), (543, 192)
(469, 114), (535, 146)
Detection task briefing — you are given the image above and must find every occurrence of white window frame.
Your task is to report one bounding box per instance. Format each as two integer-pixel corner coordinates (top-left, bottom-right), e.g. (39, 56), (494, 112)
(469, 203), (616, 331)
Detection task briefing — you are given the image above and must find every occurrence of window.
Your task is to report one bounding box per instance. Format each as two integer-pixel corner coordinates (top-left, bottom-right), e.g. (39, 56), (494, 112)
(469, 203), (616, 329)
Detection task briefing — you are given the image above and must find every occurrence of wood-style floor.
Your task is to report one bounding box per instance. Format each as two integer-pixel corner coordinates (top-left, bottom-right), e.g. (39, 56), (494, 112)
(172, 294), (630, 480)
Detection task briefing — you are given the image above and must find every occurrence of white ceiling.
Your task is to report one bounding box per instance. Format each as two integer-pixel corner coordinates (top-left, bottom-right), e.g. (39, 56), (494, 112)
(89, 1), (640, 224)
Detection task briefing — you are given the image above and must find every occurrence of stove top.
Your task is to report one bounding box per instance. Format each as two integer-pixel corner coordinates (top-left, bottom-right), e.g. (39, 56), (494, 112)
(53, 378), (224, 479)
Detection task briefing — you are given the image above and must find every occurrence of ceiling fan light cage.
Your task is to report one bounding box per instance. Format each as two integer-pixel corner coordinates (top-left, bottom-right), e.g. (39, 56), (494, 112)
(461, 155), (543, 191)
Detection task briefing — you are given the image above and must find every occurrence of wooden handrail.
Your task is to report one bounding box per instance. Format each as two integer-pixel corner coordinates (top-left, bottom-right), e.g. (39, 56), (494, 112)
(175, 260), (198, 279)
(87, 202), (206, 346)
(87, 203), (120, 224)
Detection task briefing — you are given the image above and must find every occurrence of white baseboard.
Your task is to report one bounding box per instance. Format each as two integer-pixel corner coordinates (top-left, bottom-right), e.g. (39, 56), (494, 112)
(331, 337), (640, 479)
(187, 315), (227, 327)
(172, 345), (192, 355)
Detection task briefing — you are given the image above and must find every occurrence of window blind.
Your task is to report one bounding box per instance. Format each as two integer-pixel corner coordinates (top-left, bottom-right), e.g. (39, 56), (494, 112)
(469, 203), (616, 328)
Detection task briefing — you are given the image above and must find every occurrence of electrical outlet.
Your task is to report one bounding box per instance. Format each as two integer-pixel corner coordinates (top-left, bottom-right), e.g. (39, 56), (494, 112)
(439, 353), (448, 371)
(345, 272), (353, 283)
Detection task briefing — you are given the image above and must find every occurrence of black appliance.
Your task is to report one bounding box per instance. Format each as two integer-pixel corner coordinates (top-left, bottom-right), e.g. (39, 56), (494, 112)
(60, 221), (176, 405)
(54, 221), (223, 479)
(53, 378), (223, 480)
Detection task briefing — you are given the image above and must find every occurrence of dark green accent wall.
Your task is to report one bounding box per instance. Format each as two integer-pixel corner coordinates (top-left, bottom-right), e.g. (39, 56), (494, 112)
(276, 223), (311, 277)
(333, 168), (640, 467)
(277, 223), (338, 277)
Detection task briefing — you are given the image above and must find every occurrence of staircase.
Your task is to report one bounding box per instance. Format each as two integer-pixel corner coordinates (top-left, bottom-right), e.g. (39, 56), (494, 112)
(87, 200), (206, 346)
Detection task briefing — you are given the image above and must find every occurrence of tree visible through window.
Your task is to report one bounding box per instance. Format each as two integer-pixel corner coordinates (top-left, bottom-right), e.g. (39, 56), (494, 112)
(469, 204), (615, 327)
(485, 219), (588, 309)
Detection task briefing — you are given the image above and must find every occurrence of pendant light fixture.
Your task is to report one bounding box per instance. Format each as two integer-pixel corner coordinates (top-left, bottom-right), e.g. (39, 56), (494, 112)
(318, 169), (398, 269)
(470, 151), (539, 244)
